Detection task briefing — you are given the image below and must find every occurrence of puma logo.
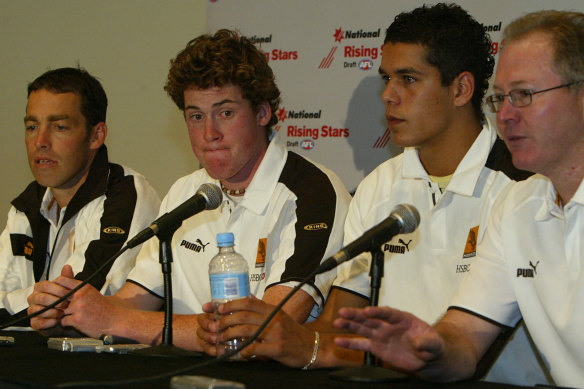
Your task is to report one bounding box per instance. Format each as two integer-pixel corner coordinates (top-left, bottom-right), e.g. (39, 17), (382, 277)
(517, 259), (541, 278)
(196, 239), (210, 252)
(398, 239), (412, 252)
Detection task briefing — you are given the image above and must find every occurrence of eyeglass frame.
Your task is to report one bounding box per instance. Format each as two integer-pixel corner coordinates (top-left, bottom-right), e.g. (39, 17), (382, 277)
(485, 81), (582, 113)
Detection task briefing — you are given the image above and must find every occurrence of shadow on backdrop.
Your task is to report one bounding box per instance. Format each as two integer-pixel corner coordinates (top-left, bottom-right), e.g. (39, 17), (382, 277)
(345, 75), (403, 194)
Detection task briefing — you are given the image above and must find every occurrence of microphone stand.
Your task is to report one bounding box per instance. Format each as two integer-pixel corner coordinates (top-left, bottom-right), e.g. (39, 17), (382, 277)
(330, 247), (407, 382)
(132, 220), (201, 358)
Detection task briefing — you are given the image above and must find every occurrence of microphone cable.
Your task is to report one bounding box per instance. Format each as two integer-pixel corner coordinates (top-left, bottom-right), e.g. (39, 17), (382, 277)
(0, 245), (129, 331)
(52, 265), (321, 388)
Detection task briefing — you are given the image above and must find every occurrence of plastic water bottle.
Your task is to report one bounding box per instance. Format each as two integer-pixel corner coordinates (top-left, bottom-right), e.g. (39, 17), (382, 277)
(209, 232), (250, 359)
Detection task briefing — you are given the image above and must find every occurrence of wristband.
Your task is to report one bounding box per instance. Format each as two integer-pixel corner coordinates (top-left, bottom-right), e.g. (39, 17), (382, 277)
(302, 331), (320, 370)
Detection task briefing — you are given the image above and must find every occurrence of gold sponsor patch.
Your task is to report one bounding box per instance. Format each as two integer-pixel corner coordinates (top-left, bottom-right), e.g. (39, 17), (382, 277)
(304, 223), (328, 231)
(463, 226), (479, 258)
(256, 238), (267, 268)
(24, 242), (33, 256)
(103, 226), (126, 235)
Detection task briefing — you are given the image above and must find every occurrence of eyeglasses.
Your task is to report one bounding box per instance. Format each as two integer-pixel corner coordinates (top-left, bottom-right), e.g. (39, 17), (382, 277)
(485, 81), (581, 113)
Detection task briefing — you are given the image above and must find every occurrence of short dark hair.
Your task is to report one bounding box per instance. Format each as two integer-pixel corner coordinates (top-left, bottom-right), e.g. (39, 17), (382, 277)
(384, 3), (494, 121)
(164, 29), (281, 132)
(27, 67), (108, 131)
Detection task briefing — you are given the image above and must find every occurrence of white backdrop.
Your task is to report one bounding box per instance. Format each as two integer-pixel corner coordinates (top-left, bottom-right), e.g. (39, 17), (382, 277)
(208, 0), (583, 193)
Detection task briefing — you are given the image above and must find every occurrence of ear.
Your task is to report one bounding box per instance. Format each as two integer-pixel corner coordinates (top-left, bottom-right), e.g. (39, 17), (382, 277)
(256, 102), (271, 127)
(89, 122), (107, 150)
(452, 71), (475, 108)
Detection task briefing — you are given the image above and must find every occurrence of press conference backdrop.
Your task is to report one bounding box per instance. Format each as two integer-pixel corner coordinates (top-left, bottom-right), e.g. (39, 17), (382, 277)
(208, 0), (584, 193)
(2, 0), (583, 228)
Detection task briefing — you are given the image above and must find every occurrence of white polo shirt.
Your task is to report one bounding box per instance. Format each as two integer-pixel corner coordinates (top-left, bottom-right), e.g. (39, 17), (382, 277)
(128, 133), (350, 318)
(334, 122), (550, 385)
(451, 175), (584, 387)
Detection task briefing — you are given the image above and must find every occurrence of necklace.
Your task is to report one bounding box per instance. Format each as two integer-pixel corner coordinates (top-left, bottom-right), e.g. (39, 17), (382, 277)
(221, 182), (246, 196)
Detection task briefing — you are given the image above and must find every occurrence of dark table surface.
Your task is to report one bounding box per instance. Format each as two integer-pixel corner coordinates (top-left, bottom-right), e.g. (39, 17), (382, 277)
(0, 330), (536, 389)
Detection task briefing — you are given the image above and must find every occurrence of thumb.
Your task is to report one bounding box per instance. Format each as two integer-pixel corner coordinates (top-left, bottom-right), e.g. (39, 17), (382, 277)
(61, 264), (75, 279)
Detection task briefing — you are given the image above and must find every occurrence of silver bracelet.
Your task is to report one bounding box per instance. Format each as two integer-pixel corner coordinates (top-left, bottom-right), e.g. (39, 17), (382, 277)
(302, 331), (320, 370)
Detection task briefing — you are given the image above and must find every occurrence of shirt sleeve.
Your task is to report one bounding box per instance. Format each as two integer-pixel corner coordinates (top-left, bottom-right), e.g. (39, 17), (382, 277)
(450, 187), (522, 327)
(0, 207), (37, 321)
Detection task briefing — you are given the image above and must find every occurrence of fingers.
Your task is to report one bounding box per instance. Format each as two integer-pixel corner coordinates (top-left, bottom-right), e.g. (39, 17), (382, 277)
(216, 295), (271, 316)
(333, 316), (378, 339)
(334, 335), (371, 352)
(31, 281), (71, 304)
(218, 323), (264, 344)
(54, 275), (82, 290)
(196, 313), (218, 345)
(201, 301), (215, 314)
(362, 306), (402, 323)
(336, 306), (369, 322)
(30, 316), (62, 331)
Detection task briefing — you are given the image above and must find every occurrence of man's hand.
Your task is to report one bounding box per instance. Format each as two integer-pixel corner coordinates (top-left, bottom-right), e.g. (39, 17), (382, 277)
(333, 306), (443, 372)
(199, 295), (317, 367)
(197, 303), (219, 356)
(57, 276), (115, 339)
(28, 265), (76, 334)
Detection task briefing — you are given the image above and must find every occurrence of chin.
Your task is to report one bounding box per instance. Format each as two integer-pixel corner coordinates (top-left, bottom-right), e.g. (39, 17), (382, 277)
(511, 156), (537, 173)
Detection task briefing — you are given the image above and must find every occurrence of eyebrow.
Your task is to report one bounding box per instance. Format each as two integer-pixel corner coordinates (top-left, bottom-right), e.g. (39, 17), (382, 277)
(378, 67), (423, 76)
(492, 80), (531, 93)
(24, 114), (70, 122)
(395, 67), (423, 75)
(185, 98), (239, 111)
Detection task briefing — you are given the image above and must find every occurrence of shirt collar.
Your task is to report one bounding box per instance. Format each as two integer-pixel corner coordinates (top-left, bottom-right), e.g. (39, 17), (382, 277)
(402, 119), (496, 196)
(39, 189), (63, 227)
(214, 130), (285, 216)
(243, 130), (286, 214)
(536, 176), (584, 220)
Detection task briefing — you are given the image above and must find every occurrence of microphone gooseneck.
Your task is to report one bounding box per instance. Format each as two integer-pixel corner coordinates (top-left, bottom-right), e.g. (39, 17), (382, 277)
(126, 183), (222, 248)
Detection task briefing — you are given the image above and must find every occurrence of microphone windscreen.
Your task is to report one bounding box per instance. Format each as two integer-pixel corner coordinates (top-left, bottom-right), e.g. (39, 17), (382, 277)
(393, 204), (420, 234)
(198, 183), (223, 210)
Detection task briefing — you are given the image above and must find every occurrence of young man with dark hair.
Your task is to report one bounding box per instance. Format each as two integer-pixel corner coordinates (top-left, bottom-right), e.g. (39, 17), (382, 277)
(201, 5), (548, 385)
(335, 9), (584, 387)
(0, 67), (160, 326)
(27, 31), (350, 350)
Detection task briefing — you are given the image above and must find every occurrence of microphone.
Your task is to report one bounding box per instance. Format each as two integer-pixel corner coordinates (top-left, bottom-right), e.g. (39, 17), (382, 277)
(316, 204), (420, 274)
(126, 183), (223, 248)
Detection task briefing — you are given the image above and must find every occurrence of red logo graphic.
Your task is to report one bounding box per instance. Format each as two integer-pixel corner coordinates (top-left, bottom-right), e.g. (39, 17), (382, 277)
(319, 46), (337, 69)
(277, 108), (288, 123)
(301, 139), (315, 150)
(334, 28), (344, 43)
(373, 128), (391, 148)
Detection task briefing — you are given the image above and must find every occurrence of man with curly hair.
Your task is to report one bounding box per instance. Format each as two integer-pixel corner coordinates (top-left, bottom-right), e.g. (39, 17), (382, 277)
(27, 30), (350, 351)
(201, 4), (548, 385)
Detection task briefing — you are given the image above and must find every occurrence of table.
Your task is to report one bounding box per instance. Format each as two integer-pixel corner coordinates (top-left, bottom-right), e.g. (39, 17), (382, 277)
(0, 331), (534, 389)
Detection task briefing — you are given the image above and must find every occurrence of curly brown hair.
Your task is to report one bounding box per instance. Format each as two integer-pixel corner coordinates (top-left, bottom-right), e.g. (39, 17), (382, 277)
(165, 29), (281, 133)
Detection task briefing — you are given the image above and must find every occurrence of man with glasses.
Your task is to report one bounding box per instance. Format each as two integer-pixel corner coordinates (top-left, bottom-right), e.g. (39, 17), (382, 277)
(486, 82), (581, 112)
(335, 10), (584, 387)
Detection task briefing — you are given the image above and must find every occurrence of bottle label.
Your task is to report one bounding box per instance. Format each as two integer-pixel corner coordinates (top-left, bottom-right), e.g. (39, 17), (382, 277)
(210, 272), (250, 300)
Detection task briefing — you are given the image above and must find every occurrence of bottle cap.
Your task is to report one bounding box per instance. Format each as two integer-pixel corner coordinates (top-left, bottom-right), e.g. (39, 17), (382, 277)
(216, 232), (234, 247)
